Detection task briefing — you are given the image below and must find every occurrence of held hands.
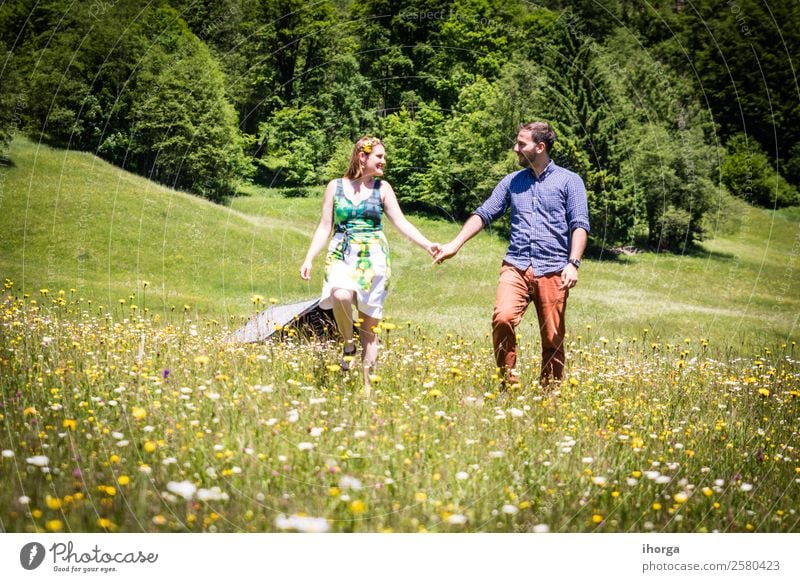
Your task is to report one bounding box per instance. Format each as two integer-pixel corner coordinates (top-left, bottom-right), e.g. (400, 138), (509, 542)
(432, 240), (460, 265)
(426, 241), (442, 258)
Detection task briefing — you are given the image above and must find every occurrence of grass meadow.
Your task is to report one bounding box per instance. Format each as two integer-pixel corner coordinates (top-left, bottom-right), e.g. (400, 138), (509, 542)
(1, 138), (799, 532)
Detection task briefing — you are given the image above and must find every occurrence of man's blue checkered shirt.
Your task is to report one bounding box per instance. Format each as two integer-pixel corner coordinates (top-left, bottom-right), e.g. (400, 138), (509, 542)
(473, 160), (590, 276)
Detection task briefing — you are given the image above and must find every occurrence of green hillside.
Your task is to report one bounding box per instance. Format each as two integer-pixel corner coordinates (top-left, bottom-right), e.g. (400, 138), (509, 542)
(1, 137), (798, 348)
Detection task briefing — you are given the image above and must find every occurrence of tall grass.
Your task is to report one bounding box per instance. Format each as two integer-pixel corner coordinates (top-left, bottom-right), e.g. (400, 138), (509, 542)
(0, 290), (797, 532)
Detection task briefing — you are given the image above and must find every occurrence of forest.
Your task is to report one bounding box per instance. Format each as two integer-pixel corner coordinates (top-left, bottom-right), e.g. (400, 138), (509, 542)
(2, 0), (798, 250)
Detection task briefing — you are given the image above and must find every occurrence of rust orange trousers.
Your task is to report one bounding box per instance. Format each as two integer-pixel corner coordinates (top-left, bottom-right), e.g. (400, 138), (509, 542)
(492, 262), (569, 387)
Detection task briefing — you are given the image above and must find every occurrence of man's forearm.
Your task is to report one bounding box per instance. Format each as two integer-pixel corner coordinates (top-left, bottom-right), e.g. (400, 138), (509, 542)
(454, 214), (485, 250)
(570, 227), (588, 260)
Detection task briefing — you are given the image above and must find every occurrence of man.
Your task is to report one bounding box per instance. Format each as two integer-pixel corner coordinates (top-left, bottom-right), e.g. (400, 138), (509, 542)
(434, 121), (590, 389)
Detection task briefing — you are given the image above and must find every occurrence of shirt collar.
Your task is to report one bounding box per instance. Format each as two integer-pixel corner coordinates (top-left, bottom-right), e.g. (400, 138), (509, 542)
(530, 159), (555, 181)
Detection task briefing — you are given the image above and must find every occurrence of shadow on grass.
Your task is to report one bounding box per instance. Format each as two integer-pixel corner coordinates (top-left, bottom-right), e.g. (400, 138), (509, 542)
(584, 241), (737, 262)
(678, 244), (736, 261)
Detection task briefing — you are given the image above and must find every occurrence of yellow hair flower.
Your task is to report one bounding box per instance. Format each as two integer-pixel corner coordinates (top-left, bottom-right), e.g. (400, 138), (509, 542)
(360, 138), (379, 154)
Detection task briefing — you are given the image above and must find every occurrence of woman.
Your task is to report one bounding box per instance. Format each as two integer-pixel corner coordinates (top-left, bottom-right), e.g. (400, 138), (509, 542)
(300, 136), (438, 386)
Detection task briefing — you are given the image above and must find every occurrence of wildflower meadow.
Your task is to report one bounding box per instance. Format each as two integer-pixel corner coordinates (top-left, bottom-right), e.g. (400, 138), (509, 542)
(1, 280), (798, 533)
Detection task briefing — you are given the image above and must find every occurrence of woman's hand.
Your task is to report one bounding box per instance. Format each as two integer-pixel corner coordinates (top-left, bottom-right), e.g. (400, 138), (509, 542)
(426, 242), (442, 258)
(300, 260), (313, 280)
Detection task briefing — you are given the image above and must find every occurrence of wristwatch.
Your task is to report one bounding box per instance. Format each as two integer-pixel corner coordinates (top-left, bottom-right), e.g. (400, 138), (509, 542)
(568, 258), (581, 269)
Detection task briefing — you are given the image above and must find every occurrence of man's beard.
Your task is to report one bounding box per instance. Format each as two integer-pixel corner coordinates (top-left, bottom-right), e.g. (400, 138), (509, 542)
(517, 154), (533, 168)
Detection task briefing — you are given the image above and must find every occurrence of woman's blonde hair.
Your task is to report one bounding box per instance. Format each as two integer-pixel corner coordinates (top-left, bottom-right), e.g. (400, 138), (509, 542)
(345, 136), (383, 179)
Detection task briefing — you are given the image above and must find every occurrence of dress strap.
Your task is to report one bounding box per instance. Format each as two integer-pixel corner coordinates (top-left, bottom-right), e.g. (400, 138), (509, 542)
(335, 178), (343, 197)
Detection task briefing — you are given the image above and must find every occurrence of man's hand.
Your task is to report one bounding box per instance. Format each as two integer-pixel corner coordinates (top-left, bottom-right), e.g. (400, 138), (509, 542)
(433, 241), (460, 264)
(560, 263), (578, 289)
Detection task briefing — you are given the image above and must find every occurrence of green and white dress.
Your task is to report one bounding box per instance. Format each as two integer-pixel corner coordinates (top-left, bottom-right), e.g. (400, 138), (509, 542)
(319, 178), (391, 318)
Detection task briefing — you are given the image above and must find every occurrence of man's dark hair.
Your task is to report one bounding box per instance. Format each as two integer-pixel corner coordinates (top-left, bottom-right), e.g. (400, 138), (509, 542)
(518, 121), (556, 152)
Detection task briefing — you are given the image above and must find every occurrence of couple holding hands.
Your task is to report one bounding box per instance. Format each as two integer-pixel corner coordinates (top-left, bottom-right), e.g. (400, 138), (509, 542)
(301, 122), (590, 392)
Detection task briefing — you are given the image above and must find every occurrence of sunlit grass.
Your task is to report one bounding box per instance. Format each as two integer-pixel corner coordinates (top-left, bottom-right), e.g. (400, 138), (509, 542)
(2, 284), (797, 533)
(3, 137), (799, 346)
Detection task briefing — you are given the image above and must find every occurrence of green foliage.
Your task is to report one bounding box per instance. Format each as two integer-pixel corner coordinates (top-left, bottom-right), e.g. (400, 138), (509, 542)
(378, 104), (444, 212)
(0, 41), (22, 153)
(784, 143), (800, 187)
(422, 77), (515, 219)
(618, 124), (718, 251)
(121, 6), (247, 201)
(615, 0), (800, 188)
(722, 134), (800, 208)
(12, 1), (247, 201)
(255, 105), (328, 187)
(6, 0), (797, 229)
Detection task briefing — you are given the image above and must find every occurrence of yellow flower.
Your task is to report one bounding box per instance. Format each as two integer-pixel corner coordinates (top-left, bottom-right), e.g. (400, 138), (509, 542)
(45, 519), (63, 532)
(328, 487), (340, 497)
(349, 500), (366, 514)
(702, 487), (713, 497)
(194, 355), (210, 365)
(652, 502), (662, 511)
(96, 518), (117, 530)
(144, 441), (157, 453)
(591, 514), (604, 524)
(45, 495), (62, 510)
(117, 475), (130, 486)
(674, 492), (688, 504)
(152, 515), (167, 526)
(758, 388), (770, 397)
(62, 419), (76, 431)
(415, 491), (427, 503)
(132, 406), (147, 421)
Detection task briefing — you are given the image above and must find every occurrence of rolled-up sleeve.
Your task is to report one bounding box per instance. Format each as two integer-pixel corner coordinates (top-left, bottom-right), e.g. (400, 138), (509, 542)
(565, 174), (590, 233)
(472, 174), (511, 227)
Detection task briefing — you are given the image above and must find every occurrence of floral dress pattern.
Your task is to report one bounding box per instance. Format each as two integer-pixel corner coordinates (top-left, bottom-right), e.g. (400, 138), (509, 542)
(319, 179), (391, 318)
